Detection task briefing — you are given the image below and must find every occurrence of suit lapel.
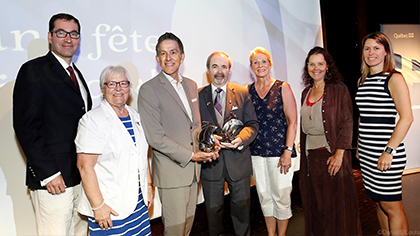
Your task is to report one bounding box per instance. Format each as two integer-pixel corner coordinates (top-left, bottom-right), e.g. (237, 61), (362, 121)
(159, 72), (191, 122)
(46, 52), (86, 102)
(182, 78), (196, 120)
(103, 101), (138, 151)
(224, 82), (235, 120)
(129, 108), (144, 154)
(73, 64), (93, 111)
(203, 85), (219, 126)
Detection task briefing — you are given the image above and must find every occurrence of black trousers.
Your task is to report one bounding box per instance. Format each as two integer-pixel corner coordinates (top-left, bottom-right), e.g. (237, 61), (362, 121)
(201, 170), (251, 236)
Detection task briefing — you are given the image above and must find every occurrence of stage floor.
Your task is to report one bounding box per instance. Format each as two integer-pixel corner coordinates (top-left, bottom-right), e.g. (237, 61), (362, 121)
(151, 165), (420, 236)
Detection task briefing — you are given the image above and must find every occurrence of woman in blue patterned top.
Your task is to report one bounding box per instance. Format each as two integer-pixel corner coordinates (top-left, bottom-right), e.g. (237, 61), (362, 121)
(248, 47), (298, 236)
(75, 66), (153, 235)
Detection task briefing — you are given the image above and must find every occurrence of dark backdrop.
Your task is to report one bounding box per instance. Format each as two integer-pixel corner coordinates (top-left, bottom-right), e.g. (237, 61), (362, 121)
(320, 0), (420, 146)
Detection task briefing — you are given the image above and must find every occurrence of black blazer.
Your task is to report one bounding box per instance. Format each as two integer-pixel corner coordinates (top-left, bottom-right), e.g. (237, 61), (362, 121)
(13, 51), (92, 189)
(198, 82), (258, 181)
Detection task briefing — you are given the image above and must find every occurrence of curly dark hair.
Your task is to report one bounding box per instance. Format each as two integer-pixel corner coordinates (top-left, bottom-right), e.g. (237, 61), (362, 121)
(301, 46), (343, 87)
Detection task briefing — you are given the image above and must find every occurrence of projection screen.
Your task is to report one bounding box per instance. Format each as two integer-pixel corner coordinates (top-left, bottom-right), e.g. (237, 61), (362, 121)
(0, 1), (323, 235)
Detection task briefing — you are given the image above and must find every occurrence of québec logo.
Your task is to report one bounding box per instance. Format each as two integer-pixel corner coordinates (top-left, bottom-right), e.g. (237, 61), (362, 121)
(393, 32), (415, 39)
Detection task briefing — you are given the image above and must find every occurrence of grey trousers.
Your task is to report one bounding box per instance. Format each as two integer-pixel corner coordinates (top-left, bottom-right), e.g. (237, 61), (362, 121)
(201, 174), (251, 236)
(158, 181), (198, 236)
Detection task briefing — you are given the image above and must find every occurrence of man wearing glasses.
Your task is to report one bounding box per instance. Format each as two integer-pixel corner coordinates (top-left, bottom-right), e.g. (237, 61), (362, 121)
(13, 13), (92, 235)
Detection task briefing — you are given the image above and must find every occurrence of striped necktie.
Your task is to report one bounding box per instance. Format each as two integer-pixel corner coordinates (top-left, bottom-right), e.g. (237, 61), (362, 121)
(214, 88), (223, 116)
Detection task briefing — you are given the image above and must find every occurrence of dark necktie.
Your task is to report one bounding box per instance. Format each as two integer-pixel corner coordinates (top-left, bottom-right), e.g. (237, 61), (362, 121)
(67, 66), (79, 90)
(214, 88), (223, 116)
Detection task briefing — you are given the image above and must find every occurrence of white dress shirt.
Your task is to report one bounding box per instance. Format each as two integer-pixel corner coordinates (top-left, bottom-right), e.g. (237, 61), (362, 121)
(41, 52), (89, 186)
(162, 71), (193, 121)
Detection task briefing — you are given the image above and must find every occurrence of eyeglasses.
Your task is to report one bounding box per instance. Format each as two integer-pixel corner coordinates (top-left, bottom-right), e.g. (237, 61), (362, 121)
(307, 62), (327, 68)
(104, 81), (130, 89)
(50, 30), (80, 39)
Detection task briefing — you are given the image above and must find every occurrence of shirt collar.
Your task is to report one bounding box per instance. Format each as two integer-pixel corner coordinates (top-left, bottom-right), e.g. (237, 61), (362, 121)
(51, 51), (73, 70)
(162, 71), (183, 85)
(211, 83), (227, 94)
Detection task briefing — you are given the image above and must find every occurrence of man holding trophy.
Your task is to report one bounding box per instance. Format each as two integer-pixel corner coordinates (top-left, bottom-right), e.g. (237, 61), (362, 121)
(198, 51), (259, 236)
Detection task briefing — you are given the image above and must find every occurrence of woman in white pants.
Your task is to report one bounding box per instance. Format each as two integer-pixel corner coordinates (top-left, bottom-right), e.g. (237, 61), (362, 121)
(248, 47), (298, 236)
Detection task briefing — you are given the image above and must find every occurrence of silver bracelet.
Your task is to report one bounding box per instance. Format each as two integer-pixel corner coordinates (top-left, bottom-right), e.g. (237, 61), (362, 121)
(92, 200), (105, 211)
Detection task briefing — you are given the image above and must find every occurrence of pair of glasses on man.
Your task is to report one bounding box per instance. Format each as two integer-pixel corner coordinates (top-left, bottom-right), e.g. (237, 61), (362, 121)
(104, 81), (130, 89)
(50, 30), (80, 39)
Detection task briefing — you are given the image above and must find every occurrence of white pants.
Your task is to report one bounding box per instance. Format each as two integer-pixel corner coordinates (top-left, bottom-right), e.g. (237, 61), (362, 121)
(30, 184), (88, 236)
(251, 156), (297, 220)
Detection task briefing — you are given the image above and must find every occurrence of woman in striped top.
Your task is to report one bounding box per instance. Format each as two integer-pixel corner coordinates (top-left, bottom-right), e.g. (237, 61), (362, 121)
(356, 32), (413, 236)
(75, 65), (153, 235)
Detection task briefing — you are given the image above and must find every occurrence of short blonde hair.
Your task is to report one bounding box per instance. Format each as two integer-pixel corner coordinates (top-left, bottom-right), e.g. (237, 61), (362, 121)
(249, 47), (273, 66)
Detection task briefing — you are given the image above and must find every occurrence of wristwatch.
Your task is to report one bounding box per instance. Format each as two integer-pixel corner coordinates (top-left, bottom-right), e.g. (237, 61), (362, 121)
(285, 146), (293, 152)
(384, 146), (396, 155)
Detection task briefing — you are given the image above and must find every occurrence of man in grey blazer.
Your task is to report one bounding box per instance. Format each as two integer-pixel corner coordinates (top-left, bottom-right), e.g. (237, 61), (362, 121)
(138, 32), (218, 235)
(198, 51), (258, 236)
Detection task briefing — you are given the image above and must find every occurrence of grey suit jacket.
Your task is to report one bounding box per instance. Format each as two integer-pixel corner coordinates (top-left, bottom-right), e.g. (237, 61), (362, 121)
(138, 71), (201, 188)
(198, 82), (258, 181)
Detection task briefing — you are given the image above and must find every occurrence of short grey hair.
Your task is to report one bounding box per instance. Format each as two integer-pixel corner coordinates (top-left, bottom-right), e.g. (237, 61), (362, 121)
(99, 65), (131, 89)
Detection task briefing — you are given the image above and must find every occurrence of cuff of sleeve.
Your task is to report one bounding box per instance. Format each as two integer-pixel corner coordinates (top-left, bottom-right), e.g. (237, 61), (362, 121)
(40, 172), (61, 186)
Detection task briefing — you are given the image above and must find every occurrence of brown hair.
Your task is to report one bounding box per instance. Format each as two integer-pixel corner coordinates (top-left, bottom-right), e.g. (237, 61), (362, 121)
(155, 32), (184, 55)
(49, 13), (80, 33)
(301, 46), (343, 87)
(360, 32), (397, 84)
(206, 51), (232, 69)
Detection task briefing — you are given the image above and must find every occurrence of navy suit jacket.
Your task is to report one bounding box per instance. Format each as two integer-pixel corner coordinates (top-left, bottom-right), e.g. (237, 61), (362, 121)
(198, 82), (258, 181)
(13, 51), (92, 189)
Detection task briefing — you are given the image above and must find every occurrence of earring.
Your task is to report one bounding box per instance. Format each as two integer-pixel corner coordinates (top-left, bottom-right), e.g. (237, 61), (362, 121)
(326, 70), (332, 80)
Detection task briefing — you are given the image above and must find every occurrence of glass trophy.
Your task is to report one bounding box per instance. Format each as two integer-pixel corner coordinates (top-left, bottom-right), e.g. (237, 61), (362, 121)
(198, 121), (218, 152)
(221, 112), (244, 143)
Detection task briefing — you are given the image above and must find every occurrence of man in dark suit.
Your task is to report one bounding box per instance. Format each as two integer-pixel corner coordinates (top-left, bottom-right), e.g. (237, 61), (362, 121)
(138, 32), (218, 235)
(198, 51), (259, 236)
(13, 13), (92, 235)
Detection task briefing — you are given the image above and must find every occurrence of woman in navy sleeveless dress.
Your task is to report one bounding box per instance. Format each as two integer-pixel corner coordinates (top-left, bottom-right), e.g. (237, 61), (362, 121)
(248, 47), (298, 236)
(356, 32), (413, 235)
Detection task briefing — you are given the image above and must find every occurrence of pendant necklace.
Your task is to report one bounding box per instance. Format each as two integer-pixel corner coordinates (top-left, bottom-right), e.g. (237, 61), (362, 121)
(306, 88), (324, 120)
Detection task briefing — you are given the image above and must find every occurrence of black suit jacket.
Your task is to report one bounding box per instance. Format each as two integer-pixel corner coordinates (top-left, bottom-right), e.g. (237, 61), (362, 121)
(198, 82), (258, 181)
(13, 51), (92, 189)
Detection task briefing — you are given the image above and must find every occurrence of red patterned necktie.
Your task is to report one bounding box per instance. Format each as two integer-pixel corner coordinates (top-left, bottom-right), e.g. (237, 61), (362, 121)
(67, 66), (79, 90)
